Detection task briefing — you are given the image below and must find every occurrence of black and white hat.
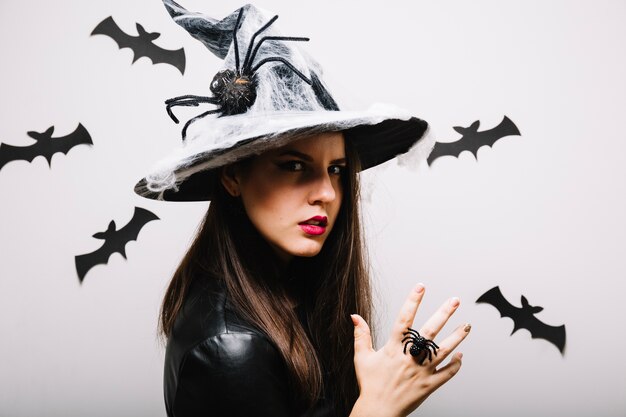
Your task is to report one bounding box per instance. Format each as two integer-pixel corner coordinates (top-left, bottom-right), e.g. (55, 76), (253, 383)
(134, 0), (434, 201)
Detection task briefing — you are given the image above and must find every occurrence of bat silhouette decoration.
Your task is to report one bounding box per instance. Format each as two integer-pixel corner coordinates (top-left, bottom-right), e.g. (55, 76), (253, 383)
(476, 286), (566, 354)
(91, 16), (186, 75)
(427, 116), (521, 165)
(75, 207), (160, 283)
(0, 124), (93, 171)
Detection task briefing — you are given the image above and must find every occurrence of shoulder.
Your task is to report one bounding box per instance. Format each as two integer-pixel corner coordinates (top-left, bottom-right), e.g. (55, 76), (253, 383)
(165, 276), (295, 416)
(186, 331), (284, 367)
(170, 329), (294, 416)
(183, 331), (289, 383)
(183, 334), (339, 417)
(165, 273), (270, 369)
(169, 274), (260, 347)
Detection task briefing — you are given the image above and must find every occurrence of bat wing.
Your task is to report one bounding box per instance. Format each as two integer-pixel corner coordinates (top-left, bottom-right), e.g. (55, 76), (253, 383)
(427, 139), (468, 165)
(145, 43), (186, 74)
(520, 315), (567, 354)
(75, 245), (112, 283)
(476, 286), (521, 322)
(0, 142), (40, 170)
(116, 207), (160, 246)
(480, 115), (521, 148)
(91, 16), (139, 56)
(40, 123), (93, 165)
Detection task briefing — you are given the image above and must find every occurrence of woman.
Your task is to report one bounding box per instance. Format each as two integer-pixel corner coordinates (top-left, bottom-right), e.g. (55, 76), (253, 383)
(135, 2), (470, 416)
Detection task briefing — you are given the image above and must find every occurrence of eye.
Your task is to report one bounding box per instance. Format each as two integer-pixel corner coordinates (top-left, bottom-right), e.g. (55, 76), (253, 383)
(210, 69), (235, 94)
(328, 165), (346, 175)
(277, 161), (305, 171)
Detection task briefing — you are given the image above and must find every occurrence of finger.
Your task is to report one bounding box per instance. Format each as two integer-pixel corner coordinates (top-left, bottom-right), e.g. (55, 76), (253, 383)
(429, 323), (471, 368)
(390, 283), (425, 345)
(429, 351), (463, 390)
(418, 296), (460, 340)
(351, 314), (374, 357)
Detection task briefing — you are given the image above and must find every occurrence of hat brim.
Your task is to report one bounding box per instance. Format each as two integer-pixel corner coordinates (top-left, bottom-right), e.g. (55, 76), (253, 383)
(134, 108), (431, 202)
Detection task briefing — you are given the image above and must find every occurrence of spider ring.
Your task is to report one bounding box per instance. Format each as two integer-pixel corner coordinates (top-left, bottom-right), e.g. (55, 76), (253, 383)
(401, 328), (439, 365)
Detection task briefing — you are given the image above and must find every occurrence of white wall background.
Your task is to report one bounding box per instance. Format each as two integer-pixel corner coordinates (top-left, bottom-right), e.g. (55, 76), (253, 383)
(1, 0), (625, 416)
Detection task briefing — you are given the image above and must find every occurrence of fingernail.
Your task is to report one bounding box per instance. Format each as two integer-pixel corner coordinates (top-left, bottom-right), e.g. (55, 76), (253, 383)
(450, 297), (460, 307)
(458, 352), (463, 360)
(414, 283), (425, 293)
(350, 314), (358, 326)
(464, 323), (471, 332)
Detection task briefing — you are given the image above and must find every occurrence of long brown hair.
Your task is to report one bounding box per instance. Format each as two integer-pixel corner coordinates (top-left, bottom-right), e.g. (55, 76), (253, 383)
(158, 135), (373, 416)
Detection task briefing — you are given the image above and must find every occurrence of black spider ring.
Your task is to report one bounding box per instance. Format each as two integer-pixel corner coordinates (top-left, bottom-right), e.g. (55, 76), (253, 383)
(402, 328), (440, 365)
(165, 8), (312, 141)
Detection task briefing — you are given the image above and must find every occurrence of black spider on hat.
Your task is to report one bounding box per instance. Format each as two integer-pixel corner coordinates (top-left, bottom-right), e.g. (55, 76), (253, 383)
(165, 7), (312, 141)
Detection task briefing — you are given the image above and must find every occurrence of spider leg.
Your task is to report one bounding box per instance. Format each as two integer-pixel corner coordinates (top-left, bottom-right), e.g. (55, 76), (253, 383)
(243, 36), (309, 74)
(233, 7), (245, 74)
(181, 109), (221, 141)
(403, 328), (421, 339)
(426, 348), (432, 362)
(165, 94), (219, 103)
(426, 340), (440, 349)
(251, 57), (312, 85)
(401, 335), (414, 344)
(430, 345), (438, 357)
(242, 15), (279, 73)
(165, 95), (220, 124)
(403, 340), (412, 355)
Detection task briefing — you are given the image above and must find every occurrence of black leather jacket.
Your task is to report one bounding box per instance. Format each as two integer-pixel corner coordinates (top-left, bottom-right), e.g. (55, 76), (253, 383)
(164, 274), (336, 417)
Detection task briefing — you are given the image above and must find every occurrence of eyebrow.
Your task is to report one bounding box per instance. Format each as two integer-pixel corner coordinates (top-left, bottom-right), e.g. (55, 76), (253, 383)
(277, 150), (346, 164)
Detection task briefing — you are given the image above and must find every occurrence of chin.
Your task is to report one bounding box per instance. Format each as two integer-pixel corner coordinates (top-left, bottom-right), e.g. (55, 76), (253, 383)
(288, 240), (325, 258)
(294, 249), (322, 258)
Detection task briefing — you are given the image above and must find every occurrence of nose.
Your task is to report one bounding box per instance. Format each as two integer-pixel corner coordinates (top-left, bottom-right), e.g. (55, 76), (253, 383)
(308, 170), (337, 205)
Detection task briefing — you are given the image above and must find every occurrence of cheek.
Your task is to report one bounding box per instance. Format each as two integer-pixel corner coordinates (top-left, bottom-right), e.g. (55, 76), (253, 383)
(240, 177), (298, 222)
(331, 180), (344, 214)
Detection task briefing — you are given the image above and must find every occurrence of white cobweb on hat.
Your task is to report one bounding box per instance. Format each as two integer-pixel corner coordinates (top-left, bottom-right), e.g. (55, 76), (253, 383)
(141, 3), (434, 198)
(396, 124), (436, 171)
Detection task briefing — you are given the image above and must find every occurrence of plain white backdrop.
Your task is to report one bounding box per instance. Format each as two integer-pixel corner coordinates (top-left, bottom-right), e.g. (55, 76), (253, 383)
(1, 0), (625, 416)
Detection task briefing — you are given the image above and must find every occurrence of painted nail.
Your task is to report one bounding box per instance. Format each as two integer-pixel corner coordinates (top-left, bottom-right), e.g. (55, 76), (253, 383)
(464, 323), (471, 332)
(450, 297), (460, 307)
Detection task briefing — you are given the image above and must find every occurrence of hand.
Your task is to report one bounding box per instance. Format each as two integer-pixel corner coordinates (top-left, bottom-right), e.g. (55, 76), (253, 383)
(350, 283), (470, 417)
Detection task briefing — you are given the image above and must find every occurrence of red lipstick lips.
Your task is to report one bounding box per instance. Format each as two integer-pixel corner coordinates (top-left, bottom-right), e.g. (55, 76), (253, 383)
(298, 216), (328, 236)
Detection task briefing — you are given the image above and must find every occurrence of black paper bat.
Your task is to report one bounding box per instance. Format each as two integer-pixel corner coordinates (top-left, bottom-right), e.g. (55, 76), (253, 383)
(75, 207), (160, 283)
(427, 116), (521, 165)
(91, 16), (186, 75)
(476, 286), (566, 354)
(0, 124), (93, 171)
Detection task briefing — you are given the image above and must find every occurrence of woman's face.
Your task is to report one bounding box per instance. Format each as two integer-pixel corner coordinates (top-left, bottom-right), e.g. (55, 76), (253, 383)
(221, 131), (346, 264)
